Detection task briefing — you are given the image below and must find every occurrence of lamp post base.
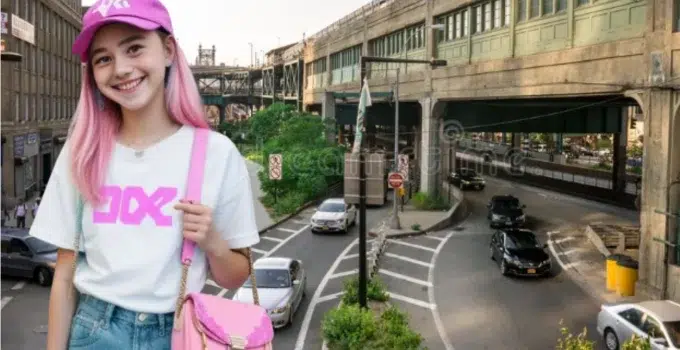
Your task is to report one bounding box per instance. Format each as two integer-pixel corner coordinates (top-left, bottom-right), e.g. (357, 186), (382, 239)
(389, 212), (401, 230)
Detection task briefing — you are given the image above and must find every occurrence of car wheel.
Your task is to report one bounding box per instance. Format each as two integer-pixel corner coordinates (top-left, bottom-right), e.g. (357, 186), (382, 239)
(604, 328), (619, 350)
(500, 259), (509, 276)
(35, 267), (52, 286)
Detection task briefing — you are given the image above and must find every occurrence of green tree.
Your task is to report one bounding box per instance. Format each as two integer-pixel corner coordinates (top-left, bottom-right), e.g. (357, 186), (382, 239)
(248, 103), (297, 142)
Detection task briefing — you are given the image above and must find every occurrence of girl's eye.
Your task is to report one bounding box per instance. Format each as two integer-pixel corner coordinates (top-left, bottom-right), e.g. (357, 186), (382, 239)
(93, 56), (111, 65)
(128, 44), (143, 54)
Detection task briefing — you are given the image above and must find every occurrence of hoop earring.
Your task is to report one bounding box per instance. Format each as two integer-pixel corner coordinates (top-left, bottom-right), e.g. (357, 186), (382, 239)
(94, 88), (105, 111)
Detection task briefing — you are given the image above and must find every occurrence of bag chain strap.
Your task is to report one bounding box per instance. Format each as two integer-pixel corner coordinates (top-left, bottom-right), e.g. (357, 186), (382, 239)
(174, 246), (260, 319)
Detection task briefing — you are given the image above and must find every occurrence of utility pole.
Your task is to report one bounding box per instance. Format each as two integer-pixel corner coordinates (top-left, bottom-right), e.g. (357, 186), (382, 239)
(248, 42), (253, 67)
(357, 55), (447, 308)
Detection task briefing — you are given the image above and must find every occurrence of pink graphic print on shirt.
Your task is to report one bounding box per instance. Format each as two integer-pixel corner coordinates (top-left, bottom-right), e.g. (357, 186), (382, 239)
(93, 186), (178, 226)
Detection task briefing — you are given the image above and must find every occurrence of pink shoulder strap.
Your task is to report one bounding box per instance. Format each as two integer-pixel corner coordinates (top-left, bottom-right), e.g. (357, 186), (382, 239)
(181, 127), (210, 265)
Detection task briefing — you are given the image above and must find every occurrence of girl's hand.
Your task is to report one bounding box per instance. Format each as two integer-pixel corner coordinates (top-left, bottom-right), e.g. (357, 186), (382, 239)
(174, 199), (221, 253)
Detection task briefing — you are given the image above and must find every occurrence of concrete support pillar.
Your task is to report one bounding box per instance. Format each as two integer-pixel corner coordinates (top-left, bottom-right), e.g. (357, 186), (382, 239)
(511, 133), (521, 149)
(612, 111), (628, 194)
(321, 92), (336, 144)
(555, 133), (564, 153)
(638, 89), (676, 294)
(418, 97), (442, 195)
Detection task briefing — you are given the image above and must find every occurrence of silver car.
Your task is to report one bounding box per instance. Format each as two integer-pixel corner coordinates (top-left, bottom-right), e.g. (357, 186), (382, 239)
(597, 300), (680, 349)
(1, 228), (57, 286)
(232, 257), (306, 329)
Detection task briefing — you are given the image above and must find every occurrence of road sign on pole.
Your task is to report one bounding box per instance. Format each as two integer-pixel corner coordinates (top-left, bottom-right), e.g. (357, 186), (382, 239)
(269, 154), (282, 180)
(388, 172), (404, 189)
(398, 154), (409, 180)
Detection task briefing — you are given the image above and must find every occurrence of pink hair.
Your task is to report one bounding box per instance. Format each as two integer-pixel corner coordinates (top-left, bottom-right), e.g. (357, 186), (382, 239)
(68, 36), (209, 206)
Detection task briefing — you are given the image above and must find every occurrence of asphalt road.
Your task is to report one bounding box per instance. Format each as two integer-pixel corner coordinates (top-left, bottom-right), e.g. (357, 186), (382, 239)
(0, 159), (391, 350)
(373, 177), (636, 350)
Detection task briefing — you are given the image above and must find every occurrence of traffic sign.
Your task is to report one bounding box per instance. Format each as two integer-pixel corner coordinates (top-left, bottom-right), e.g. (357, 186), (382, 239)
(269, 154), (282, 180)
(388, 172), (404, 189)
(398, 155), (409, 179)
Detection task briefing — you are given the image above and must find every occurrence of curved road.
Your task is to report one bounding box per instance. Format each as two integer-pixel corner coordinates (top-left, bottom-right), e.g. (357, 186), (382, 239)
(431, 177), (637, 350)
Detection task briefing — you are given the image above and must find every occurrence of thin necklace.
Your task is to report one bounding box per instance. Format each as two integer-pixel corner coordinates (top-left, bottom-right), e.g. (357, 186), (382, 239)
(121, 126), (181, 158)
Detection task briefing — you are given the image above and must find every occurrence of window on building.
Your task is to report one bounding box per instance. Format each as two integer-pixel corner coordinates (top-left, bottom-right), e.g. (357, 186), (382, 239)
(494, 0), (502, 28)
(542, 0), (554, 16)
(530, 0), (540, 18)
(577, 0), (589, 6)
(517, 0), (527, 21)
(556, 0), (567, 12)
(15, 93), (20, 122)
(24, 95), (29, 122)
(475, 6), (482, 33)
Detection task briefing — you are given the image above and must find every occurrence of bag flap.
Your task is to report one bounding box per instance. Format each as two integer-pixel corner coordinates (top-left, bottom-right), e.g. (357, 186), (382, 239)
(186, 292), (274, 348)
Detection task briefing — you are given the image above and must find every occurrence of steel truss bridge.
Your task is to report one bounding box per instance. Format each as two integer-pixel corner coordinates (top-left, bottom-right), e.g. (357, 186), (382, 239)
(191, 59), (304, 124)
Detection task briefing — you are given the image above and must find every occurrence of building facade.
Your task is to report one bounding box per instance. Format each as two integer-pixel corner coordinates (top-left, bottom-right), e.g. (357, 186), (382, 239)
(1, 0), (82, 205)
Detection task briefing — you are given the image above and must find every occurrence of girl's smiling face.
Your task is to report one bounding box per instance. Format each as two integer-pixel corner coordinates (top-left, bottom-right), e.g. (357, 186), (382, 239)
(89, 23), (175, 113)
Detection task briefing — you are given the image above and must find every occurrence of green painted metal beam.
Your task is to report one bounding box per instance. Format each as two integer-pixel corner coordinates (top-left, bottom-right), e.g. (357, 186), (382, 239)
(201, 95), (224, 106)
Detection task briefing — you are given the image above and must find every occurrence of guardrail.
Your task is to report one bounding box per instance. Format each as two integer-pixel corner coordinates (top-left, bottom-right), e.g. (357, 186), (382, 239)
(308, 0), (397, 41)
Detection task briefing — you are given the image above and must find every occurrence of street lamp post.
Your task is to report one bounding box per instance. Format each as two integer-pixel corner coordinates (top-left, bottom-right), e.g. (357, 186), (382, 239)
(389, 23), (446, 230)
(358, 54), (447, 308)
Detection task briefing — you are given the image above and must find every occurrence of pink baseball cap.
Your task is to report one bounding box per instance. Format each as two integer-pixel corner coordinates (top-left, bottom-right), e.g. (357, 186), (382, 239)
(72, 0), (174, 63)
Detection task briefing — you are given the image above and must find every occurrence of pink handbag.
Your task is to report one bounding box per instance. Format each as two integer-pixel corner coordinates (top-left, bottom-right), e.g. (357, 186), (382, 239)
(171, 127), (274, 349)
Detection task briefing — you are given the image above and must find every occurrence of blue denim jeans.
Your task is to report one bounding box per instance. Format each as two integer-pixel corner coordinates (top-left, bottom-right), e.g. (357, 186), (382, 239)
(68, 293), (174, 350)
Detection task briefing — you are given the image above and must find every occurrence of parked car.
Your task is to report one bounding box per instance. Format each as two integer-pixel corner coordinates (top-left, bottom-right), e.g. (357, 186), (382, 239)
(232, 257), (306, 329)
(487, 195), (526, 228)
(597, 300), (680, 350)
(1, 227), (57, 286)
(448, 168), (486, 190)
(310, 198), (357, 233)
(489, 228), (551, 277)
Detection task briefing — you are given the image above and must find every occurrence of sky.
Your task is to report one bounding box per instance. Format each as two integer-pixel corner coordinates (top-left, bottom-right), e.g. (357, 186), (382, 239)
(81, 0), (371, 67)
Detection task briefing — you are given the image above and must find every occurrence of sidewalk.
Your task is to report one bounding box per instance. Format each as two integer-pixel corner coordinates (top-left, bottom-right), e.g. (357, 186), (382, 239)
(3, 197), (39, 229)
(547, 222), (656, 304)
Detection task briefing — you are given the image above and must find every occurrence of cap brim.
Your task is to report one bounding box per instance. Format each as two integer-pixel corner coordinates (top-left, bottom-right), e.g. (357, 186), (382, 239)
(73, 16), (162, 63)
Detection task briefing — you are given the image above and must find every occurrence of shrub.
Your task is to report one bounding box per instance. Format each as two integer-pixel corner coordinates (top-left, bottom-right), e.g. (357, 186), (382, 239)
(341, 276), (390, 305)
(411, 224), (421, 231)
(370, 307), (424, 349)
(412, 192), (450, 211)
(322, 304), (378, 350)
(621, 334), (652, 350)
(556, 321), (654, 350)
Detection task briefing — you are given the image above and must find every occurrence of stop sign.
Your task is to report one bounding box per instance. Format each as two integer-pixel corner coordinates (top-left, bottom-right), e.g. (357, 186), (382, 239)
(388, 172), (404, 189)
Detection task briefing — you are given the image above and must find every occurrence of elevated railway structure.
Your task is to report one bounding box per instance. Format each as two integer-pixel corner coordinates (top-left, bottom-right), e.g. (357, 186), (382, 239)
(193, 0), (680, 300)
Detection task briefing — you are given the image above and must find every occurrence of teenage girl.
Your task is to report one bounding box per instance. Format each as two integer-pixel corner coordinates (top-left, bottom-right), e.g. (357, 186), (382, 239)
(29, 1), (261, 349)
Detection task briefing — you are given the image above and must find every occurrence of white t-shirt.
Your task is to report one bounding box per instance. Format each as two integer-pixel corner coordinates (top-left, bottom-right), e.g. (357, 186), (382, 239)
(29, 125), (260, 313)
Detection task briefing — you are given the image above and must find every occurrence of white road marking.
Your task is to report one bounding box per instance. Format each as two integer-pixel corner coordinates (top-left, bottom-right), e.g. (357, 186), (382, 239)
(251, 247), (267, 255)
(387, 239), (436, 252)
(547, 239), (570, 270)
(379, 269), (432, 287)
(217, 288), (229, 298)
(294, 238), (358, 350)
(205, 279), (220, 287)
(554, 237), (576, 244)
(317, 292), (344, 303)
(11, 282), (25, 290)
(292, 219), (309, 225)
(428, 230), (457, 350)
(330, 270), (358, 279)
(1, 296), (13, 309)
(262, 236), (283, 243)
(384, 252), (433, 268)
(559, 248), (586, 256)
(387, 291), (436, 310)
(342, 253), (359, 260)
(562, 262), (582, 269)
(277, 227), (297, 233)
(423, 235), (445, 242)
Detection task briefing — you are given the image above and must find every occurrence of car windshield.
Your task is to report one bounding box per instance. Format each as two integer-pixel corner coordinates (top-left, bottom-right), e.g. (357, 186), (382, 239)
(242, 269), (291, 288)
(664, 321), (680, 347)
(494, 198), (520, 210)
(318, 202), (344, 213)
(505, 232), (540, 249)
(460, 169), (477, 177)
(24, 237), (57, 254)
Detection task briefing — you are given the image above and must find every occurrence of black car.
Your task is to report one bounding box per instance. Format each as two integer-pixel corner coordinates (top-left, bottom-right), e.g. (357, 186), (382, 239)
(1, 228), (57, 286)
(448, 168), (486, 190)
(489, 229), (552, 276)
(487, 195), (526, 228)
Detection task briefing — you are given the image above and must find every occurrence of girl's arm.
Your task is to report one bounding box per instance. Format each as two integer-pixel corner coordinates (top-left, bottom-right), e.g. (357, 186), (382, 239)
(205, 244), (251, 290)
(46, 249), (78, 350)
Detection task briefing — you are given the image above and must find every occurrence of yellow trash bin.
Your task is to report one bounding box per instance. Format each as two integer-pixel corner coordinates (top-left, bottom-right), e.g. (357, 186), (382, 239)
(606, 254), (627, 292)
(615, 257), (638, 297)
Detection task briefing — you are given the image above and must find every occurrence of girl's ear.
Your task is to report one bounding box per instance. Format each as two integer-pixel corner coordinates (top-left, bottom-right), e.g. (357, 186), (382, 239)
(163, 35), (176, 67)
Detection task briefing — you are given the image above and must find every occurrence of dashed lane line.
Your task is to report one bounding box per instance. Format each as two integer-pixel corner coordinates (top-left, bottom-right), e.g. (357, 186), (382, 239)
(261, 236), (283, 243)
(388, 291), (436, 310)
(11, 282), (25, 290)
(329, 270), (358, 279)
(1, 296), (13, 310)
(277, 227), (298, 233)
(294, 238), (359, 350)
(251, 247), (267, 255)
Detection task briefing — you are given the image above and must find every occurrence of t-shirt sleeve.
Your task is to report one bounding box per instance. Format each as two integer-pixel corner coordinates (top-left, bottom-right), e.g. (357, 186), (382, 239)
(29, 140), (83, 251)
(211, 142), (261, 250)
